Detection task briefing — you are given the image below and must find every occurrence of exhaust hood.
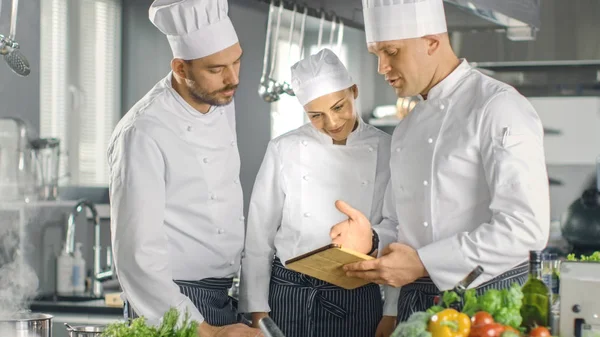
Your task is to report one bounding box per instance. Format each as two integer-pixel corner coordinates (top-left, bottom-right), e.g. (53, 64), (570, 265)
(455, 0), (600, 97)
(443, 0), (541, 41)
(248, 0), (600, 97)
(250, 0), (541, 41)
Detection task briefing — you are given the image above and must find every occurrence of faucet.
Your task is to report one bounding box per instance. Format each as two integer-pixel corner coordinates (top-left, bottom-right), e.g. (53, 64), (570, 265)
(64, 199), (114, 297)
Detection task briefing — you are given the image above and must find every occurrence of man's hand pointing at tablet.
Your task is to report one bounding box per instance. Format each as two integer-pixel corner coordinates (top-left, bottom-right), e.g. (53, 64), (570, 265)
(329, 200), (373, 255)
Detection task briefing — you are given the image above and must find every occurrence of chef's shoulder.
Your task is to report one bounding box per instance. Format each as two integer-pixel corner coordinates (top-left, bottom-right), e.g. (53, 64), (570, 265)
(465, 69), (542, 134)
(108, 87), (174, 156)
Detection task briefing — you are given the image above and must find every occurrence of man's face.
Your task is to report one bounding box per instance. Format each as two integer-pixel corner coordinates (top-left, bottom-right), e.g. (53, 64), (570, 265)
(368, 38), (436, 98)
(183, 43), (243, 106)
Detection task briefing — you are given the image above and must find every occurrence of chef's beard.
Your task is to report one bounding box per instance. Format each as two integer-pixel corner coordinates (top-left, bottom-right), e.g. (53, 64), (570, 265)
(186, 76), (237, 107)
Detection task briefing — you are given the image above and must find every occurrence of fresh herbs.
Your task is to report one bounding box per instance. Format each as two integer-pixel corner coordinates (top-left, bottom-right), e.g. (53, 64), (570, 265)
(567, 251), (600, 262)
(101, 308), (198, 337)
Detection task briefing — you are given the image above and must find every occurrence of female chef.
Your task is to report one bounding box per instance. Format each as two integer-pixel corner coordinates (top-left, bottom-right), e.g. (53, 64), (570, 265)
(238, 48), (396, 337)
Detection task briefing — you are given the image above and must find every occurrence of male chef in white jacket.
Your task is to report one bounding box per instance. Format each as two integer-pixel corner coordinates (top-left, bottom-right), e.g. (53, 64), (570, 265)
(330, 0), (550, 329)
(107, 1), (261, 336)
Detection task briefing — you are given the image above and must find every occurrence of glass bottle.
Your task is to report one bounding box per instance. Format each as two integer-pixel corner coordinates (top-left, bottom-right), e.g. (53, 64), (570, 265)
(520, 250), (552, 331)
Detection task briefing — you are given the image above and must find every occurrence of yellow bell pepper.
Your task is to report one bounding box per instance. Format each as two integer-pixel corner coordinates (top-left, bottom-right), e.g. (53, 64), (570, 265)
(428, 308), (471, 337)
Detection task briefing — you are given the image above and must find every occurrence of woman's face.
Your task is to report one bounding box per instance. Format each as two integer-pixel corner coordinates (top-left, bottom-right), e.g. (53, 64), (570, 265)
(304, 85), (359, 144)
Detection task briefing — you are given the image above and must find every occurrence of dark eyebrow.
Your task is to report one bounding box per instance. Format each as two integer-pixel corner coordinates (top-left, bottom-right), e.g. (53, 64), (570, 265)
(207, 52), (243, 68)
(307, 98), (345, 114)
(329, 97), (345, 109)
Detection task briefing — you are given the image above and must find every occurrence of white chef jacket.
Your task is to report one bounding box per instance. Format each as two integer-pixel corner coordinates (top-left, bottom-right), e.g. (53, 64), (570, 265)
(377, 59), (550, 309)
(238, 118), (400, 315)
(107, 72), (245, 326)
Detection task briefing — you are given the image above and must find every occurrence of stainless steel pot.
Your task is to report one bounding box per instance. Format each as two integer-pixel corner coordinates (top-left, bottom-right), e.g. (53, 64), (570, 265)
(64, 323), (105, 337)
(0, 312), (53, 337)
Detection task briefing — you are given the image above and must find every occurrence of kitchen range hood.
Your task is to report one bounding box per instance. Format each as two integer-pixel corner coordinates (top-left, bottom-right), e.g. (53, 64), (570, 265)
(457, 0), (600, 97)
(247, 0), (600, 97)
(249, 0), (541, 41)
(443, 0), (540, 41)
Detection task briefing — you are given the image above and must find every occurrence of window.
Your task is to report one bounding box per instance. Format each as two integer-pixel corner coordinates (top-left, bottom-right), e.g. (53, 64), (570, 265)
(269, 24), (348, 139)
(40, 0), (122, 186)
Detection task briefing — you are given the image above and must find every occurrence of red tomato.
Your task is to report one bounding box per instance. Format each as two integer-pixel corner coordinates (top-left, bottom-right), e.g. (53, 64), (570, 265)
(470, 323), (506, 337)
(471, 311), (495, 327)
(529, 326), (551, 337)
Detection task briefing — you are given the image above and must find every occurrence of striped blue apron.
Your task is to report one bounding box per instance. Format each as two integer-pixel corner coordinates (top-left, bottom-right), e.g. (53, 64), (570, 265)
(124, 277), (248, 326)
(396, 262), (529, 322)
(268, 257), (382, 337)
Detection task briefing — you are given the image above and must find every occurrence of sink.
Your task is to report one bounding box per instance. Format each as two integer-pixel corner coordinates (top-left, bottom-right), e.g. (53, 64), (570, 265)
(35, 293), (103, 302)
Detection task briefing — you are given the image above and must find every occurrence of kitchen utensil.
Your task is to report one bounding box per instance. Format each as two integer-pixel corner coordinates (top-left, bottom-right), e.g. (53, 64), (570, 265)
(328, 13), (337, 51)
(259, 0), (277, 102)
(0, 312), (53, 337)
(278, 3), (297, 96)
(335, 17), (344, 56)
(447, 265), (484, 310)
(30, 138), (60, 201)
(64, 322), (106, 337)
(298, 6), (307, 59)
(316, 11), (325, 51)
(258, 317), (286, 337)
(266, 0), (284, 99)
(0, 0), (30, 76)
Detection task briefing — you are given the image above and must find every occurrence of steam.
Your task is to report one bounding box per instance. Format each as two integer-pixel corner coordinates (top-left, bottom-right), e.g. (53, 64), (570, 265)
(0, 213), (39, 318)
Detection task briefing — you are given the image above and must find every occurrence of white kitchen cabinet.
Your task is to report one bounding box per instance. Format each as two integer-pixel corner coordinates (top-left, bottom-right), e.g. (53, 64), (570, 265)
(528, 97), (600, 165)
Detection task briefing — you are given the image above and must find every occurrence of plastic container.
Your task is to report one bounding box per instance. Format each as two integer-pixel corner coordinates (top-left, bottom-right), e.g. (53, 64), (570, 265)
(57, 244), (73, 294)
(72, 242), (86, 294)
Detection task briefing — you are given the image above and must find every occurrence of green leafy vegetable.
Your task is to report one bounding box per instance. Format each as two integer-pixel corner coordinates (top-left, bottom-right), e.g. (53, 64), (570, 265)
(426, 305), (444, 315)
(391, 311), (432, 337)
(502, 283), (524, 310)
(407, 312), (433, 324)
(494, 307), (522, 329)
(478, 289), (502, 314)
(101, 307), (198, 337)
(442, 291), (460, 307)
(461, 289), (479, 317)
(391, 320), (429, 337)
(567, 251), (600, 262)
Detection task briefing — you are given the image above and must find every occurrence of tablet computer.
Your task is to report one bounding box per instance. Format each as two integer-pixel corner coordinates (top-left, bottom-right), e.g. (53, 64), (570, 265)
(285, 243), (375, 290)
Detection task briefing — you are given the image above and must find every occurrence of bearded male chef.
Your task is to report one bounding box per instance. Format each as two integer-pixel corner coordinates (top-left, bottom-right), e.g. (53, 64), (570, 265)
(107, 1), (261, 336)
(329, 0), (551, 329)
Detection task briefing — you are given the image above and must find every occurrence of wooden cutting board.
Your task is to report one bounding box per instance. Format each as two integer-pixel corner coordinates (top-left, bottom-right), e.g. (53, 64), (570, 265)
(285, 244), (375, 289)
(104, 292), (124, 308)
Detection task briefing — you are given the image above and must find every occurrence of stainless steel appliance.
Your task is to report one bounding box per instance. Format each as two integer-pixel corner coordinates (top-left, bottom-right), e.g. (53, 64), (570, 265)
(64, 323), (105, 337)
(0, 312), (53, 337)
(30, 138), (60, 201)
(559, 261), (600, 337)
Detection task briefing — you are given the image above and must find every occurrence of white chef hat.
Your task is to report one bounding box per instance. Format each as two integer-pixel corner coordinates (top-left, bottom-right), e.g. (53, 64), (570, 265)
(149, 0), (238, 60)
(362, 0), (447, 43)
(291, 49), (354, 106)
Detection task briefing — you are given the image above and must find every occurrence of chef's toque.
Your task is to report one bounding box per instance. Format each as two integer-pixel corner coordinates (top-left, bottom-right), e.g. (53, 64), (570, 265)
(149, 0), (238, 60)
(362, 0), (447, 43)
(291, 48), (354, 106)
